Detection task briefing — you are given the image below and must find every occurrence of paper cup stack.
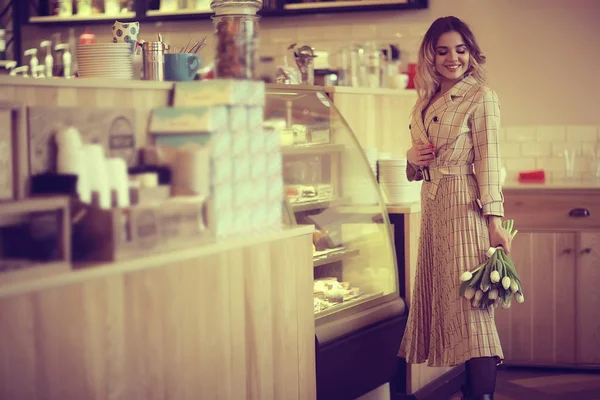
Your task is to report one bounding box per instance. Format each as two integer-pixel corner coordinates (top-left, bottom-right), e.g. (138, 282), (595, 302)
(77, 43), (133, 79)
(378, 157), (421, 204)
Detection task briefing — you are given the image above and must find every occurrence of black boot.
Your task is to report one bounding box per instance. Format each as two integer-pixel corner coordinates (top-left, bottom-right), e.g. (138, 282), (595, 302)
(460, 384), (494, 400)
(462, 357), (496, 400)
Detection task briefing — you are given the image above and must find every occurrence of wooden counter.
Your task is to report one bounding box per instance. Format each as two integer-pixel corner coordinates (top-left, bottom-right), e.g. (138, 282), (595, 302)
(495, 187), (600, 369)
(0, 226), (317, 400)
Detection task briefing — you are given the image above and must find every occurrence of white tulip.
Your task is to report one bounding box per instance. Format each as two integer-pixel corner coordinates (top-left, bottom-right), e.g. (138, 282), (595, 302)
(501, 301), (512, 309)
(475, 290), (484, 301)
(472, 299), (481, 308)
(490, 270), (501, 283)
(464, 287), (476, 300)
(510, 281), (519, 293)
(502, 276), (511, 290)
(488, 288), (499, 300)
(460, 271), (473, 282)
(516, 293), (525, 303)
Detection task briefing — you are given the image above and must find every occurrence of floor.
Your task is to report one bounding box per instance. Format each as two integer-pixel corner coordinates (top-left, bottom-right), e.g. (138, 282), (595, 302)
(449, 366), (600, 400)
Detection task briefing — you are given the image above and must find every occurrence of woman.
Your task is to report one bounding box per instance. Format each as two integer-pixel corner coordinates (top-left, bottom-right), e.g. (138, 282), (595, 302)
(398, 16), (512, 400)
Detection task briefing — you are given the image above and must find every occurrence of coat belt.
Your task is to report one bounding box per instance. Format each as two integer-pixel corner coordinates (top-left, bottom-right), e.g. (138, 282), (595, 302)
(423, 164), (475, 200)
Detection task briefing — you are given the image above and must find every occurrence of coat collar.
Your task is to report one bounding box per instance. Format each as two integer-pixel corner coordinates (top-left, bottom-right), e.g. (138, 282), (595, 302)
(412, 74), (478, 144)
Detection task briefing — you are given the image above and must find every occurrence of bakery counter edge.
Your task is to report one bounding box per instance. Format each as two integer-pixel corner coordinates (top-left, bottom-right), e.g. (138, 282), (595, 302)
(387, 203), (421, 214)
(0, 76), (175, 90)
(503, 178), (600, 191)
(0, 76), (417, 96)
(383, 177), (600, 215)
(0, 76), (323, 92)
(0, 225), (314, 300)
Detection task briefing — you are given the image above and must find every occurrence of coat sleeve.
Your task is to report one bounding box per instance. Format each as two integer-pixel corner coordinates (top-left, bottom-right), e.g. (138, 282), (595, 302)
(406, 121), (424, 181)
(406, 163), (423, 181)
(471, 88), (504, 217)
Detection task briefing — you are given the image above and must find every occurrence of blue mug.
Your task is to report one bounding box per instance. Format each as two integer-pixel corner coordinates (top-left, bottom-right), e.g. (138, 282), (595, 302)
(164, 53), (202, 82)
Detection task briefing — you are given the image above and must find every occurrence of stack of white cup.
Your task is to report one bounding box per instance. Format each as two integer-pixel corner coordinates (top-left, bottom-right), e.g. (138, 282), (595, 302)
(378, 157), (421, 204)
(55, 126), (130, 209)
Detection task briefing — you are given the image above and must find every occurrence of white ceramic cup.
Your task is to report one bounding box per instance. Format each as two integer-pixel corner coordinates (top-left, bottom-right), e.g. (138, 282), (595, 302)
(84, 144), (111, 209)
(107, 157), (130, 207)
(394, 73), (409, 90)
(171, 144), (211, 197)
(112, 21), (140, 44)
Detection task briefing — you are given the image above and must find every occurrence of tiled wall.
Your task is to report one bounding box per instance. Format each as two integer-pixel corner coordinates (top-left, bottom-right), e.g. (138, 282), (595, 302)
(500, 126), (600, 180)
(18, 2), (600, 180)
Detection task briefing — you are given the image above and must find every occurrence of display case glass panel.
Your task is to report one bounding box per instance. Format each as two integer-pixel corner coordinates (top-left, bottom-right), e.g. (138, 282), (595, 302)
(265, 85), (399, 323)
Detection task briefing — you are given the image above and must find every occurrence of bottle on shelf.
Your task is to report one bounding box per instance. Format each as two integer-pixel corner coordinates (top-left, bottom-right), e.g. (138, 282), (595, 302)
(68, 28), (78, 76)
(57, 0), (73, 16)
(104, 0), (120, 14)
(24, 49), (40, 78)
(0, 24), (6, 61)
(54, 44), (72, 78)
(10, 65), (29, 77)
(40, 40), (54, 78)
(2, 61), (17, 74)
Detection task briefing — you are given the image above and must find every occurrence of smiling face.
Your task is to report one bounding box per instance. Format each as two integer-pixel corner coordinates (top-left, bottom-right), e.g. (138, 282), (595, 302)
(434, 31), (470, 84)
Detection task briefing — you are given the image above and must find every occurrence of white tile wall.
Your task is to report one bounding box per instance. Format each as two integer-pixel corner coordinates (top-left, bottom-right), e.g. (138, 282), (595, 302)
(20, 13), (600, 181)
(501, 125), (600, 180)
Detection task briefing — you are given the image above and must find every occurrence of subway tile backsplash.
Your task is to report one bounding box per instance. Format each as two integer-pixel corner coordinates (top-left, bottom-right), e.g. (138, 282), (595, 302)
(20, 15), (599, 182)
(500, 125), (600, 180)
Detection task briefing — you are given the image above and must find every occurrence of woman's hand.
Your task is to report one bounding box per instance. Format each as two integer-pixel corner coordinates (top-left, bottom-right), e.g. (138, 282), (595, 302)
(488, 217), (512, 254)
(407, 142), (435, 166)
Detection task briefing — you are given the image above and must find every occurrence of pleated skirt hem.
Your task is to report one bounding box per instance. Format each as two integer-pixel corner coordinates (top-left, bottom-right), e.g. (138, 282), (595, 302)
(398, 176), (504, 368)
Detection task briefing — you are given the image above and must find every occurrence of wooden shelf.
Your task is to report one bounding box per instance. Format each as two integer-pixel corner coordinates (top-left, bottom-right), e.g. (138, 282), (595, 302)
(146, 9), (212, 17)
(313, 247), (359, 267)
(284, 0), (409, 9)
(29, 12), (136, 24)
(291, 197), (350, 212)
(282, 143), (344, 156)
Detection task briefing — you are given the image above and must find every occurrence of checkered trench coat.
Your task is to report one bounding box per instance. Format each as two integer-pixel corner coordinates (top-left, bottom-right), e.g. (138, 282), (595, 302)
(398, 75), (505, 367)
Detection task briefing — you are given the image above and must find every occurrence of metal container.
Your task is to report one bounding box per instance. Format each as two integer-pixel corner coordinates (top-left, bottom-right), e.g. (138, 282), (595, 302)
(142, 41), (167, 81)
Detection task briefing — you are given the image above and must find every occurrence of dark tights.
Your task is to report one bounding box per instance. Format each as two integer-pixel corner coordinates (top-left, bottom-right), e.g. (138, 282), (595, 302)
(464, 356), (497, 396)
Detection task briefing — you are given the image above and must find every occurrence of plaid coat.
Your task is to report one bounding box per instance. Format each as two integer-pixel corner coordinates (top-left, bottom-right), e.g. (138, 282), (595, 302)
(406, 75), (504, 217)
(399, 75), (505, 366)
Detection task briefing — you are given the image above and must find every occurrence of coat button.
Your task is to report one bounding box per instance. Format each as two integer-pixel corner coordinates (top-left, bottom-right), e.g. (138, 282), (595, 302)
(433, 116), (439, 122)
(409, 124), (411, 129)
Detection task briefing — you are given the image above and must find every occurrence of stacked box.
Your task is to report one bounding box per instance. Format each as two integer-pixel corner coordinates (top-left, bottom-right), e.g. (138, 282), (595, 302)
(247, 106), (267, 231)
(229, 105), (251, 234)
(170, 79), (280, 236)
(264, 126), (283, 229)
(173, 80), (265, 108)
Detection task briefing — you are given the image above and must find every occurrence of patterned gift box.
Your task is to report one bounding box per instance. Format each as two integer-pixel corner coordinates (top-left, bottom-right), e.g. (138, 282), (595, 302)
(173, 80), (265, 107)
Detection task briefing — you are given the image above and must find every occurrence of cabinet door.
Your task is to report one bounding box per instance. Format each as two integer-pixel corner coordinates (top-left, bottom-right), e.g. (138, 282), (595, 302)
(576, 231), (600, 364)
(495, 232), (577, 365)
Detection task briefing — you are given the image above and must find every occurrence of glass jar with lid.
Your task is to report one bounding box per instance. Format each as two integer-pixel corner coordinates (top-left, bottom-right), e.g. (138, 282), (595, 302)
(210, 0), (261, 79)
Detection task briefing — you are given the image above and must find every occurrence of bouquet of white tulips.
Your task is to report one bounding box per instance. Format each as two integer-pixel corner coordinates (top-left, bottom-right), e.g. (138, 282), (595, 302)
(458, 219), (524, 309)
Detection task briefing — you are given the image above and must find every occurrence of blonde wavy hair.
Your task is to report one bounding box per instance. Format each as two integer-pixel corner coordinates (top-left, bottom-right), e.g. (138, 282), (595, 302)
(413, 16), (487, 115)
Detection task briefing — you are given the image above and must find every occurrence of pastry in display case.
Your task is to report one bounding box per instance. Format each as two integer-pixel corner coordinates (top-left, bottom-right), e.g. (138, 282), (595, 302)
(265, 85), (402, 324)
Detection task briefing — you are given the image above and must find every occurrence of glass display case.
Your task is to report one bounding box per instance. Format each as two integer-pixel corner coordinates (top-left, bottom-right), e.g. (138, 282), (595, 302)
(265, 84), (400, 325)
